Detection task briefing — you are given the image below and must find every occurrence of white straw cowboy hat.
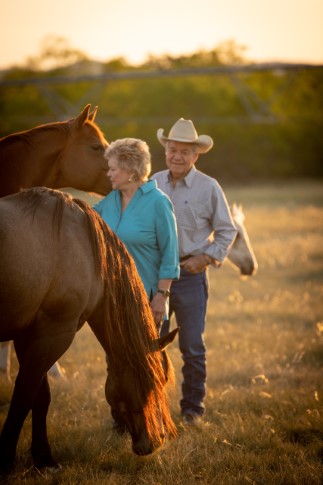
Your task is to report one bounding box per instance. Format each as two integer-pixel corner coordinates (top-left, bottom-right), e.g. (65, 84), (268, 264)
(157, 118), (213, 154)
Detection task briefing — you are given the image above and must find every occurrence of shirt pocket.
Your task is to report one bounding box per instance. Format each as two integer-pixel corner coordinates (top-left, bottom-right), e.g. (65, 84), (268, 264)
(179, 201), (208, 230)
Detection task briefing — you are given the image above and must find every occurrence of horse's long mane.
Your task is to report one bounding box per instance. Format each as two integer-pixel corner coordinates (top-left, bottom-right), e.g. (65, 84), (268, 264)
(75, 199), (177, 442)
(20, 187), (176, 443)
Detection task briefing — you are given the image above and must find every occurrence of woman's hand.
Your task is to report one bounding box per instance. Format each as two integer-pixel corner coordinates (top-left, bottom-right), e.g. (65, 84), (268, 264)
(150, 292), (167, 325)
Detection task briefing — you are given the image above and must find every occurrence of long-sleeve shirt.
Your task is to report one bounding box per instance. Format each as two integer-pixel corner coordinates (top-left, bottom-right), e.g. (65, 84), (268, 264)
(151, 166), (237, 263)
(93, 179), (179, 296)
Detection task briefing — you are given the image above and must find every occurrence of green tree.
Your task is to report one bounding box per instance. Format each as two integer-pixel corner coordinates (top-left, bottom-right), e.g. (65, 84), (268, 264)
(25, 35), (88, 70)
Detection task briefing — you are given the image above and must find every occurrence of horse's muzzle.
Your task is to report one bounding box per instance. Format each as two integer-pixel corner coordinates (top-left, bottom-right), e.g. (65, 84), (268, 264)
(132, 432), (165, 456)
(240, 259), (258, 276)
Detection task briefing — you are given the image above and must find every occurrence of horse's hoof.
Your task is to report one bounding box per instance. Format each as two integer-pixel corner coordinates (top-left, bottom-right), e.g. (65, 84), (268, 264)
(33, 453), (61, 472)
(35, 462), (62, 475)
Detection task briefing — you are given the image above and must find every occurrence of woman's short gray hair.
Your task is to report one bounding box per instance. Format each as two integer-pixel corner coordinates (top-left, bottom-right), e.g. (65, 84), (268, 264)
(104, 138), (152, 181)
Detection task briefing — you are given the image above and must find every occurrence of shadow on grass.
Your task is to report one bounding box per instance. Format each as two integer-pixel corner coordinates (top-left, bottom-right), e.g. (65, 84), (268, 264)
(285, 428), (323, 446)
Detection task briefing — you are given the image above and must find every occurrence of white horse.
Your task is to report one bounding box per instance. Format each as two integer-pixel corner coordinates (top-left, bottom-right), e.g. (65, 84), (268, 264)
(228, 203), (258, 276)
(0, 203), (257, 381)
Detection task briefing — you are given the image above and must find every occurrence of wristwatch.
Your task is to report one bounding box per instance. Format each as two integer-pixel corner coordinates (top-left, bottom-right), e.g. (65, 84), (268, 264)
(157, 288), (170, 298)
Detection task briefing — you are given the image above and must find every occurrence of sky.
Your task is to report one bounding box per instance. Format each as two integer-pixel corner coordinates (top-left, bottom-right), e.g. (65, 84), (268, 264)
(1, 0), (323, 69)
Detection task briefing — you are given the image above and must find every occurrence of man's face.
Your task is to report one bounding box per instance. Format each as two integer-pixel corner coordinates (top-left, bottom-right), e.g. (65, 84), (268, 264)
(165, 141), (199, 180)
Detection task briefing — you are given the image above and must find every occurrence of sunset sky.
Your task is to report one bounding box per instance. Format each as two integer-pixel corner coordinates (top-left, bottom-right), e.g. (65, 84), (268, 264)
(1, 0), (323, 69)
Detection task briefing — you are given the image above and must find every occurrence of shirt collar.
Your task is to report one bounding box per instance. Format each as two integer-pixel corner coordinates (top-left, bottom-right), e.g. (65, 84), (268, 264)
(140, 179), (157, 193)
(167, 165), (196, 187)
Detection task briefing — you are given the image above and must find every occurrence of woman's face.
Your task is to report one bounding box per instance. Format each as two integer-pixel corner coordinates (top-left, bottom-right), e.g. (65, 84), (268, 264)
(107, 156), (133, 190)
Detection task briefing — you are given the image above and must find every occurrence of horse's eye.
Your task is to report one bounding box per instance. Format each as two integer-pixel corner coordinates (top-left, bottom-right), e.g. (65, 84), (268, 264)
(92, 144), (105, 153)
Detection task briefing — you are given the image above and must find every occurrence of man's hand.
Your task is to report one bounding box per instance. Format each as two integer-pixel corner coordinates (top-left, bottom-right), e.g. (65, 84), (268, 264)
(180, 254), (211, 273)
(150, 292), (167, 325)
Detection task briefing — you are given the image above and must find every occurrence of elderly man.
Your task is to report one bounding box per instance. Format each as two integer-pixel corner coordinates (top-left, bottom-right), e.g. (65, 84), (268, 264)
(152, 118), (237, 425)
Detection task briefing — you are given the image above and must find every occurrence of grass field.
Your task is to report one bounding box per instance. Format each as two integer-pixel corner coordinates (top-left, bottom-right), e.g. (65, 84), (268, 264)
(1, 180), (322, 484)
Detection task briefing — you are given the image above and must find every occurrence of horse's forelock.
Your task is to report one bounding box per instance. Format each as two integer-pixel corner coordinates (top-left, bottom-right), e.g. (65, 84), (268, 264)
(231, 203), (245, 227)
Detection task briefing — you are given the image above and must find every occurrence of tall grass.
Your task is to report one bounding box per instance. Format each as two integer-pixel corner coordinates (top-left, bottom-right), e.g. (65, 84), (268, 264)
(1, 181), (322, 484)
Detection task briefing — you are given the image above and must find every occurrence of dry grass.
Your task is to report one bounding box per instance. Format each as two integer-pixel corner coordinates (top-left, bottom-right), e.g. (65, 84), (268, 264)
(1, 180), (322, 484)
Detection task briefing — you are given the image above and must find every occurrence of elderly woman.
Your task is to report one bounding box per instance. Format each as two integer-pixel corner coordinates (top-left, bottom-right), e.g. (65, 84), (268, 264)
(93, 138), (179, 326)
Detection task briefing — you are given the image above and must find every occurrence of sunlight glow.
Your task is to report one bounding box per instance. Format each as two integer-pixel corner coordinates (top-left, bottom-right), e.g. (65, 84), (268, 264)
(1, 0), (323, 69)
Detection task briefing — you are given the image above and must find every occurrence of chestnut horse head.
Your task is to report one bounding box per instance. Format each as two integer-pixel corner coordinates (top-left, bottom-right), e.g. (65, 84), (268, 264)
(0, 105), (111, 197)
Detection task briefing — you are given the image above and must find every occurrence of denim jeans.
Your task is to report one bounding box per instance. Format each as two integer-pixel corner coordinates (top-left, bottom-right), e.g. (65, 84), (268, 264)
(160, 267), (209, 417)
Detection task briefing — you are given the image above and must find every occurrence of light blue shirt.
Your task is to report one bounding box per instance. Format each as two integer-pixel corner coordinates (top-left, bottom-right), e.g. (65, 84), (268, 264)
(93, 180), (179, 297)
(152, 166), (237, 262)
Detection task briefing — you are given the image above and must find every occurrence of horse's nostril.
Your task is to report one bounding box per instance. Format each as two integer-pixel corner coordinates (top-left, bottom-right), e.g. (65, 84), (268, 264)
(240, 259), (258, 276)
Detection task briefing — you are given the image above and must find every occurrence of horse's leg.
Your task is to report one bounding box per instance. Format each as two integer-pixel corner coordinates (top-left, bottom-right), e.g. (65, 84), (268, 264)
(0, 370), (57, 472)
(0, 341), (11, 381)
(0, 344), (57, 384)
(0, 376), (29, 471)
(27, 327), (76, 469)
(0, 336), (49, 471)
(9, 340), (57, 469)
(31, 376), (58, 469)
(0, 350), (42, 472)
(0, 328), (75, 472)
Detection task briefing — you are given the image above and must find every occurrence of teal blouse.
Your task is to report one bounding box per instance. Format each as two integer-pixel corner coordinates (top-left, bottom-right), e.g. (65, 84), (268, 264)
(93, 180), (179, 297)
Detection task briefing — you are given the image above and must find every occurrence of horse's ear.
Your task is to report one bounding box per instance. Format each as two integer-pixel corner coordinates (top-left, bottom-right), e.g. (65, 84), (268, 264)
(157, 328), (179, 351)
(89, 106), (98, 122)
(75, 105), (91, 128)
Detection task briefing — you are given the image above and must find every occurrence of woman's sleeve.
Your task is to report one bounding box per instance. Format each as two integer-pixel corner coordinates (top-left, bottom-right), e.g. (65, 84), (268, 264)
(155, 196), (180, 280)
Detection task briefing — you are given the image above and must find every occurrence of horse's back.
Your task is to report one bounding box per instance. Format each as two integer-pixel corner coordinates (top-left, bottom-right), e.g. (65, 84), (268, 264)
(0, 191), (100, 339)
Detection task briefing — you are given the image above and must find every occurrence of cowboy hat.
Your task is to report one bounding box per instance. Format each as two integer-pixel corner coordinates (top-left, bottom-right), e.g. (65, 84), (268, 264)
(157, 118), (213, 154)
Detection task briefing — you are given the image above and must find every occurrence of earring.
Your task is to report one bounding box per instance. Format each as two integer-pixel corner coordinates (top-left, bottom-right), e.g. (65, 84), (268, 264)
(128, 177), (133, 182)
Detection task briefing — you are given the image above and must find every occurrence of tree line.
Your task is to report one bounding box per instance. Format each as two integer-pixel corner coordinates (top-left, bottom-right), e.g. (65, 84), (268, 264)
(1, 39), (322, 183)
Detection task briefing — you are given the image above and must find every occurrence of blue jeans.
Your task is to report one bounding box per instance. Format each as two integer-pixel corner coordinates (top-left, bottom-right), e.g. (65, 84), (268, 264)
(160, 267), (209, 417)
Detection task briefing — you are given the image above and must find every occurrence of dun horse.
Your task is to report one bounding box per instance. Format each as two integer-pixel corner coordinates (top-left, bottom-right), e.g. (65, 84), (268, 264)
(0, 105), (111, 379)
(0, 188), (177, 472)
